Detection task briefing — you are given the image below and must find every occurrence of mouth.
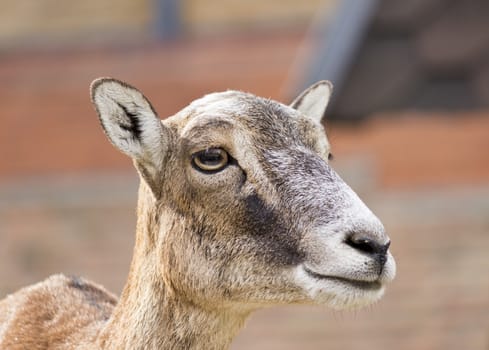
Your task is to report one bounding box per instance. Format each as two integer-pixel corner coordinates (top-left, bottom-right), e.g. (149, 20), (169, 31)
(303, 266), (383, 291)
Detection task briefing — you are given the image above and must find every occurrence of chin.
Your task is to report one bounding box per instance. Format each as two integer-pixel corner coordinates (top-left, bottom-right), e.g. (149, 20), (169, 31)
(293, 265), (388, 310)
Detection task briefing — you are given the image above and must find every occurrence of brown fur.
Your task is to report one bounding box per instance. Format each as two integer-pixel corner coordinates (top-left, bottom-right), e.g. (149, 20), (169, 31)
(0, 275), (116, 349)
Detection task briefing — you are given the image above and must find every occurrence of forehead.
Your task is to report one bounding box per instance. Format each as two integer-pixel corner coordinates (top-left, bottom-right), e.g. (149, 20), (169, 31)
(171, 90), (328, 149)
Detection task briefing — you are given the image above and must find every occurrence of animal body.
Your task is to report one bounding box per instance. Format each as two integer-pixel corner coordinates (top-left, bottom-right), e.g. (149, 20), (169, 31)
(0, 78), (396, 349)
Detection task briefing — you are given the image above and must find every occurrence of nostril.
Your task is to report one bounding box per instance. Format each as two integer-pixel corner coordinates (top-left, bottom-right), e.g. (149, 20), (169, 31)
(346, 235), (377, 254)
(345, 232), (391, 256)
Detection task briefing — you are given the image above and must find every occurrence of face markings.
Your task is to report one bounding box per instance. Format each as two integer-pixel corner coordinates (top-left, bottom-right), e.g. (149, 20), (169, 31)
(241, 193), (305, 267)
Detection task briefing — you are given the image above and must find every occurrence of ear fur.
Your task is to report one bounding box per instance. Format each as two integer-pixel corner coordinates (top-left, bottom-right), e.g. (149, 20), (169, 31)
(290, 81), (333, 122)
(90, 77), (167, 198)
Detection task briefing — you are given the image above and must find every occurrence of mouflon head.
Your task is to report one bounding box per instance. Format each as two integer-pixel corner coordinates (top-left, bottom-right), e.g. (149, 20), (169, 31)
(91, 78), (396, 312)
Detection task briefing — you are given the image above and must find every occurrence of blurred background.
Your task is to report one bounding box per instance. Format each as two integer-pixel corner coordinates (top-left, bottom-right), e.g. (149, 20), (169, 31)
(0, 0), (488, 349)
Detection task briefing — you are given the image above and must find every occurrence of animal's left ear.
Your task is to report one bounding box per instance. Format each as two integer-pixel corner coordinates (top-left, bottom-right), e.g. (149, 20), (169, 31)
(290, 81), (333, 122)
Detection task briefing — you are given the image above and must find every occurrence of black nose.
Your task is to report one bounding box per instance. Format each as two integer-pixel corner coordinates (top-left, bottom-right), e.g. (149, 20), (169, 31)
(346, 232), (390, 264)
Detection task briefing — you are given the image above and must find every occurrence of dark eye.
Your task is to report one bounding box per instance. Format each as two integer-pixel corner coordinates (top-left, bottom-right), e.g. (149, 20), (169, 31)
(192, 148), (229, 173)
(328, 153), (334, 161)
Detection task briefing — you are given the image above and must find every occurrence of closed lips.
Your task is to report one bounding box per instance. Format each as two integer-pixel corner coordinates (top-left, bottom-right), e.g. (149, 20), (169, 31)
(303, 266), (383, 290)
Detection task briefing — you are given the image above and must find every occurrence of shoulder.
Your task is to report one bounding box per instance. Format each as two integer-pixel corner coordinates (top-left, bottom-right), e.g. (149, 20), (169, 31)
(0, 274), (117, 349)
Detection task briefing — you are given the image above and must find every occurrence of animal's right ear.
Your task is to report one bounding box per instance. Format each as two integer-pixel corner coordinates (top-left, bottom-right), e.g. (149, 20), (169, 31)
(90, 78), (168, 198)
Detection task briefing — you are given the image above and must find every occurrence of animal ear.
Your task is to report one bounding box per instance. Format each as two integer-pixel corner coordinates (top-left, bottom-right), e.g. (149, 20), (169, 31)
(290, 81), (333, 122)
(90, 77), (168, 198)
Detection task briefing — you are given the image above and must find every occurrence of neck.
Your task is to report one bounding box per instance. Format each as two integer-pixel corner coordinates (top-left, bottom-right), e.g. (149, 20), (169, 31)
(98, 260), (247, 349)
(97, 186), (249, 350)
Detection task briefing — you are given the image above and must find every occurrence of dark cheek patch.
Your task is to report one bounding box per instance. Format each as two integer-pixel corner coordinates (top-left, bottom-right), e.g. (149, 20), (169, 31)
(244, 193), (271, 224)
(243, 193), (304, 266)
